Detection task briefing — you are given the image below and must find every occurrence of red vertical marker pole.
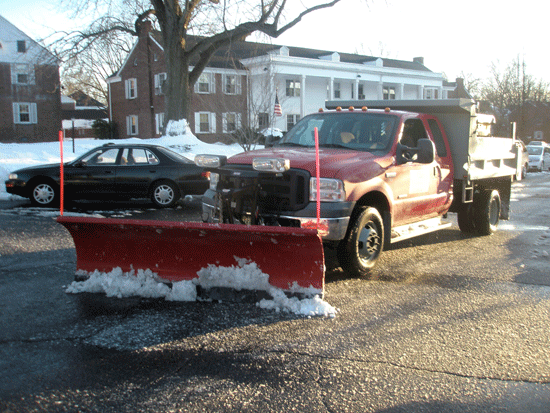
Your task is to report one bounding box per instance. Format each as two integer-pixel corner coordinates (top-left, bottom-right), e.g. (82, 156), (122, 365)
(314, 127), (321, 228)
(59, 130), (64, 216)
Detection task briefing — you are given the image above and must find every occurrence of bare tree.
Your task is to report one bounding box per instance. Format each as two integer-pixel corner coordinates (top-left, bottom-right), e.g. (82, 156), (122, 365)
(480, 57), (550, 139)
(55, 0), (345, 122)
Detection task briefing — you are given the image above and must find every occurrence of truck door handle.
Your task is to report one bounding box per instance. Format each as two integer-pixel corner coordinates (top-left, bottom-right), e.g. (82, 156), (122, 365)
(386, 172), (397, 178)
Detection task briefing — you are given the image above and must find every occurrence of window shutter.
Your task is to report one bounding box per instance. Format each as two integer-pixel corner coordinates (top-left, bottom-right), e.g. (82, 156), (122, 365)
(210, 113), (216, 133)
(222, 113), (227, 133)
(126, 116), (131, 135)
(236, 76), (242, 95)
(210, 73), (215, 94)
(125, 80), (129, 99)
(236, 113), (242, 129)
(134, 116), (138, 135)
(12, 103), (19, 123)
(30, 103), (37, 124)
(194, 113), (201, 133)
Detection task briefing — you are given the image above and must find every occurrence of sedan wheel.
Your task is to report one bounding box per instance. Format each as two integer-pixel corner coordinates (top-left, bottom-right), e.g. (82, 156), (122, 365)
(31, 182), (57, 207)
(151, 181), (180, 208)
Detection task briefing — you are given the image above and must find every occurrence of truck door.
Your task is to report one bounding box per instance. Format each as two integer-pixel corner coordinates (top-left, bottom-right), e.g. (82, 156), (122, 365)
(426, 117), (453, 214)
(386, 117), (444, 226)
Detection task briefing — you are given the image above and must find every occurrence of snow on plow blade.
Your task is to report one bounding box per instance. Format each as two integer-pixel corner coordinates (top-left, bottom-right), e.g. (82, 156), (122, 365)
(57, 216), (325, 299)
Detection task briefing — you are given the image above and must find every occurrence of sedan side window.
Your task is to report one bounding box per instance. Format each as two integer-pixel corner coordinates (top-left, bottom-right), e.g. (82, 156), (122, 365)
(82, 148), (119, 165)
(145, 150), (160, 165)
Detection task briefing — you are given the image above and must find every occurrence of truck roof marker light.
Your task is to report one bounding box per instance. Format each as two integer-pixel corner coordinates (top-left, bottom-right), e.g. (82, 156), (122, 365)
(385, 107), (391, 112)
(348, 106), (354, 111)
(336, 106), (342, 112)
(318, 108), (324, 112)
(362, 106), (368, 112)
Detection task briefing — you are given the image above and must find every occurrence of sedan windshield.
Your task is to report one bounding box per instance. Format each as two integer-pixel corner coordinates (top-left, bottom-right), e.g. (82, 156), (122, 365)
(527, 146), (543, 155)
(276, 112), (397, 152)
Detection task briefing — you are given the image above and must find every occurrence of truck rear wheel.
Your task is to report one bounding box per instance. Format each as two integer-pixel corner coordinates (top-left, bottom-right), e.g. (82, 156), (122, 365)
(337, 207), (384, 278)
(474, 189), (501, 235)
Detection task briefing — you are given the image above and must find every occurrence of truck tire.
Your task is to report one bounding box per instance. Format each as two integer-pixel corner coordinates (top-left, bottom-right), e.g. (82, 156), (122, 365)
(337, 206), (384, 278)
(474, 189), (501, 235)
(457, 203), (476, 233)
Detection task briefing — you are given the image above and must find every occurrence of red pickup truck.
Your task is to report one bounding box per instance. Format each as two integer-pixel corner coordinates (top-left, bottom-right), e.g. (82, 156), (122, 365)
(197, 99), (519, 277)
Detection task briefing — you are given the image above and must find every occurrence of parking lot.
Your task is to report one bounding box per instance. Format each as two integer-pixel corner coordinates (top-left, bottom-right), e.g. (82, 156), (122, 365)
(1, 174), (550, 412)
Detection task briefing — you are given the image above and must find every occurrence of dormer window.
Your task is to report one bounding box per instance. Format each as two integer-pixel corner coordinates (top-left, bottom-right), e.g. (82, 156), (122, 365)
(17, 40), (26, 53)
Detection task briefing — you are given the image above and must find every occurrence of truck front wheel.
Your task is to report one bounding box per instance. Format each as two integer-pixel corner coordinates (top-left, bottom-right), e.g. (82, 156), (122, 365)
(337, 207), (384, 278)
(474, 189), (501, 235)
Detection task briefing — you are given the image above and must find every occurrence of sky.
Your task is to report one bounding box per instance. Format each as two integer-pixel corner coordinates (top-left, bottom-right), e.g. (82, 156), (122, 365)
(0, 0), (547, 83)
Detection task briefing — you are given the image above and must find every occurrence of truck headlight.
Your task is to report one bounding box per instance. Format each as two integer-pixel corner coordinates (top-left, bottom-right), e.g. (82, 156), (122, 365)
(195, 154), (227, 168)
(8, 173), (18, 180)
(209, 172), (219, 190)
(252, 158), (290, 173)
(310, 178), (346, 202)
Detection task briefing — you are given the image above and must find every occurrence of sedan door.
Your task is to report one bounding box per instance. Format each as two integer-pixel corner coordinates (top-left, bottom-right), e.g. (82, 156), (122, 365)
(64, 148), (120, 198)
(114, 148), (160, 197)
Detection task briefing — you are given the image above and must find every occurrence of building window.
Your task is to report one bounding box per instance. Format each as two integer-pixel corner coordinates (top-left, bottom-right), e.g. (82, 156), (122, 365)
(125, 78), (137, 99)
(286, 79), (301, 97)
(358, 84), (365, 100)
(194, 112), (216, 133)
(334, 82), (341, 99)
(195, 72), (215, 94)
(11, 64), (33, 85)
(222, 112), (242, 133)
(154, 73), (167, 95)
(13, 102), (37, 124)
(126, 115), (138, 135)
(424, 88), (439, 99)
(17, 40), (26, 53)
(286, 114), (300, 131)
(155, 113), (165, 135)
(383, 86), (396, 100)
(258, 113), (269, 129)
(223, 74), (241, 95)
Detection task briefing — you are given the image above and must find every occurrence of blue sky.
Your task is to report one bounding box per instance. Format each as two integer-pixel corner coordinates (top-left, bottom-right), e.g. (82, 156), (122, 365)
(1, 0), (547, 83)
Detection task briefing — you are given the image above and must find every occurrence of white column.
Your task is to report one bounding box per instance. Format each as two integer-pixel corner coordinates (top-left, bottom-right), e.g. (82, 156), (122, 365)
(418, 85), (424, 99)
(355, 78), (360, 100)
(398, 83), (404, 100)
(378, 80), (384, 100)
(329, 77), (334, 100)
(301, 74), (306, 117)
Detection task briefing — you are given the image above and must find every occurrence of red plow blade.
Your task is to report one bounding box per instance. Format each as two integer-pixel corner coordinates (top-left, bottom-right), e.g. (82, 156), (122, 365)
(57, 216), (325, 298)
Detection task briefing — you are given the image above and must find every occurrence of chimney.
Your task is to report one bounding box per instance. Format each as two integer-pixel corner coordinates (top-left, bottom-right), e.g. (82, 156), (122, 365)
(413, 57), (424, 65)
(137, 20), (153, 38)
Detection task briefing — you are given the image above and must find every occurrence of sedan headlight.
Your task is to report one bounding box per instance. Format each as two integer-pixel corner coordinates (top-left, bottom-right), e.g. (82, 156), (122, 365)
(252, 158), (290, 173)
(8, 173), (18, 180)
(310, 178), (346, 202)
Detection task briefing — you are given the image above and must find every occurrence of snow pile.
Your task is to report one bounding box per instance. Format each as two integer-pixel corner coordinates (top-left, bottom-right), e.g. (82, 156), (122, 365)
(66, 259), (338, 318)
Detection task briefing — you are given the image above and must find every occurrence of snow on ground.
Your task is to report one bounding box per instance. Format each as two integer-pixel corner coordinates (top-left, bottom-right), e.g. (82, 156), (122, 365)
(2, 120), (338, 317)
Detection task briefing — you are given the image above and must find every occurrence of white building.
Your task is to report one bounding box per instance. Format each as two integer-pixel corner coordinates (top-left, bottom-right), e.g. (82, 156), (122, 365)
(240, 44), (455, 132)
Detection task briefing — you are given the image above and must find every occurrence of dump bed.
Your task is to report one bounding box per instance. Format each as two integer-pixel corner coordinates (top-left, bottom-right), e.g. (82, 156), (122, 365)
(326, 99), (519, 181)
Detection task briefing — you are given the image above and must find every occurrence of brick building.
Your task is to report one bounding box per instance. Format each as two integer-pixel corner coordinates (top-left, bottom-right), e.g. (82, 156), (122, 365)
(107, 22), (248, 143)
(0, 15), (61, 143)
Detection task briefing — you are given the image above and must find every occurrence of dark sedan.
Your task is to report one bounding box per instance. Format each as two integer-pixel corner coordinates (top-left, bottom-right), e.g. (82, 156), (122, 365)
(5, 143), (210, 208)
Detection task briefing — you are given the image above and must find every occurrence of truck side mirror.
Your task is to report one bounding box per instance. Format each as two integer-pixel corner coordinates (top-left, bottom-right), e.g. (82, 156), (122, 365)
(265, 135), (280, 148)
(417, 139), (435, 164)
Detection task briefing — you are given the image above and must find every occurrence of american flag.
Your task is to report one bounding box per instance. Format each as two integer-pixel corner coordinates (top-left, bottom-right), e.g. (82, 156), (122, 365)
(274, 94), (282, 117)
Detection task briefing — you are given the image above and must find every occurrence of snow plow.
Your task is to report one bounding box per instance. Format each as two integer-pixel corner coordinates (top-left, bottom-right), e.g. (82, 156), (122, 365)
(57, 216), (325, 300)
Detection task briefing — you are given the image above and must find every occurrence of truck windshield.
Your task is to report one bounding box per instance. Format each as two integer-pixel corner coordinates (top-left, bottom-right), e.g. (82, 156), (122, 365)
(276, 112), (397, 153)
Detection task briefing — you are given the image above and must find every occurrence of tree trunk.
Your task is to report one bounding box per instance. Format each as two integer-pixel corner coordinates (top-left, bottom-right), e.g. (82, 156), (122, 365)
(161, 18), (191, 122)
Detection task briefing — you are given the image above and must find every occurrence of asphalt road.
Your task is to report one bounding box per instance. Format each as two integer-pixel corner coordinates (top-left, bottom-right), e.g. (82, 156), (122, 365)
(1, 175), (550, 412)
